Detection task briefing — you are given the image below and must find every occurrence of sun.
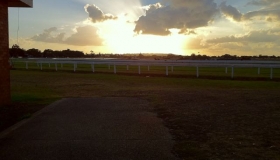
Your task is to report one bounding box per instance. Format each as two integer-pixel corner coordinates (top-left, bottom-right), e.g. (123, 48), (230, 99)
(97, 15), (187, 54)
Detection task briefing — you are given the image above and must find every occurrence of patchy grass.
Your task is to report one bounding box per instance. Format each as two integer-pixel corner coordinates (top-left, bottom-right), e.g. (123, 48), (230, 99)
(2, 69), (280, 159)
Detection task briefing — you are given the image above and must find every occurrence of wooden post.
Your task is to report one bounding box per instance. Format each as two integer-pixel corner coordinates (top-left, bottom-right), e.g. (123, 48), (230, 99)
(55, 63), (57, 71)
(166, 66), (169, 76)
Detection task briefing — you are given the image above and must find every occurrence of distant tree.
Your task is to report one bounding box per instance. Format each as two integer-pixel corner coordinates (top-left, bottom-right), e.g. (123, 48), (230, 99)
(138, 53), (144, 58)
(220, 54), (237, 60)
(90, 50), (95, 57)
(26, 48), (41, 58)
(9, 44), (26, 57)
(43, 49), (54, 58)
(167, 54), (175, 59)
(61, 49), (84, 58)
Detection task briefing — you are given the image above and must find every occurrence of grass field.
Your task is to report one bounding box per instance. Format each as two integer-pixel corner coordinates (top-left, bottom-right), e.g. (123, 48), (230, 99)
(2, 68), (280, 159)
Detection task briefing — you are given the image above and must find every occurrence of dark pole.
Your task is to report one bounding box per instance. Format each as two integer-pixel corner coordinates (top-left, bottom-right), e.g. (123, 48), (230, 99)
(0, 0), (11, 105)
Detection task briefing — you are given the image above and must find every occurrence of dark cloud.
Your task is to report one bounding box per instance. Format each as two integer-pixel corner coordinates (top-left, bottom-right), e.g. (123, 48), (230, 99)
(247, 0), (279, 6)
(31, 26), (103, 46)
(134, 0), (219, 36)
(84, 4), (117, 23)
(220, 2), (242, 21)
(243, 7), (280, 21)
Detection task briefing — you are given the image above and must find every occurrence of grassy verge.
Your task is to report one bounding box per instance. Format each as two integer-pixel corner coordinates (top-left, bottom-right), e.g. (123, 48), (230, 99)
(3, 69), (280, 159)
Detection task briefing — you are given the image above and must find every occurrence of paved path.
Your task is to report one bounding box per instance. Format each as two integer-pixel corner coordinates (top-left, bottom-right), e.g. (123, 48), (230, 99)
(0, 97), (179, 160)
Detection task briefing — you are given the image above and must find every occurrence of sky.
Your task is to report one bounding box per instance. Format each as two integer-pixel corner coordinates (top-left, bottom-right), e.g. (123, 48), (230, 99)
(8, 0), (280, 56)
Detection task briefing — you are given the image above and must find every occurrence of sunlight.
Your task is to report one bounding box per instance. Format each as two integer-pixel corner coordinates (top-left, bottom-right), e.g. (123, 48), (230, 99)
(104, 21), (187, 54)
(85, 0), (144, 20)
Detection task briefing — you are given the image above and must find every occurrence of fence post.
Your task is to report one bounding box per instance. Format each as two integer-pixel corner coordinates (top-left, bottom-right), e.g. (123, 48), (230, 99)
(73, 63), (76, 72)
(196, 66), (199, 78)
(26, 62), (28, 70)
(138, 65), (141, 74)
(55, 63), (57, 71)
(258, 67), (260, 75)
(148, 66), (150, 71)
(270, 67), (273, 79)
(231, 66), (234, 79)
(40, 63), (43, 70)
(114, 65), (116, 74)
(108, 64), (110, 70)
(225, 67), (228, 74)
(172, 66), (174, 72)
(92, 64), (95, 73)
(127, 65), (129, 71)
(166, 66), (169, 76)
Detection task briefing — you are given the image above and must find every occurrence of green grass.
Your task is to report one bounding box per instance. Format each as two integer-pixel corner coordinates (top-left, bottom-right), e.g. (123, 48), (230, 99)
(12, 94), (42, 103)
(7, 69), (280, 159)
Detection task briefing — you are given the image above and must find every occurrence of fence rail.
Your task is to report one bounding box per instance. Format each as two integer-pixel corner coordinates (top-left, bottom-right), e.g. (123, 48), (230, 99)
(10, 58), (280, 79)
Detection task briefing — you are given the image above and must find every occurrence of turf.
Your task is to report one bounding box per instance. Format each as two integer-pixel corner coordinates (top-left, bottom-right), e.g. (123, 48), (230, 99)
(2, 69), (280, 159)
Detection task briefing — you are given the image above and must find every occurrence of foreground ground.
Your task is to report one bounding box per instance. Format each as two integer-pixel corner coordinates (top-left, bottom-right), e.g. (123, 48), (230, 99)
(0, 98), (178, 160)
(1, 70), (280, 159)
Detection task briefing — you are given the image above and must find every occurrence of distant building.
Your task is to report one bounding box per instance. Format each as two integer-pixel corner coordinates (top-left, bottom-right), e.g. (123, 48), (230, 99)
(0, 0), (33, 105)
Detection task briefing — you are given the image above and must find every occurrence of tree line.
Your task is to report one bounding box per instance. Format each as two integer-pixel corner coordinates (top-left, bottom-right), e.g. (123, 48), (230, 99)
(10, 45), (84, 58)
(9, 45), (280, 60)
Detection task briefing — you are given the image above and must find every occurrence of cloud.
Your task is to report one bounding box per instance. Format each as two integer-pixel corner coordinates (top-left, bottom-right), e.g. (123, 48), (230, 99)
(187, 37), (208, 50)
(31, 27), (65, 43)
(243, 7), (280, 21)
(207, 30), (280, 44)
(84, 4), (117, 23)
(185, 29), (280, 55)
(221, 1), (280, 22)
(31, 26), (103, 46)
(247, 0), (280, 6)
(65, 26), (103, 46)
(134, 0), (219, 36)
(220, 2), (242, 21)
